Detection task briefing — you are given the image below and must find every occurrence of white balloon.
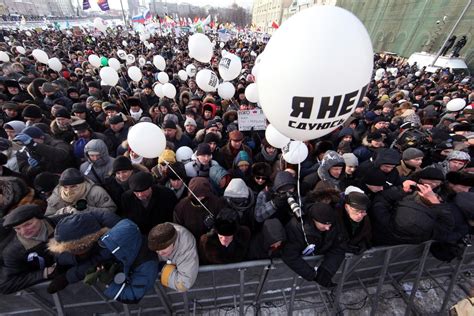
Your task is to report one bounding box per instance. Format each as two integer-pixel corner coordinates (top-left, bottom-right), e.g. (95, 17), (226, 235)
(245, 83), (259, 103)
(196, 69), (219, 92)
(188, 33), (213, 63)
(387, 67), (398, 76)
(122, 40), (128, 47)
(158, 72), (169, 84)
(265, 124), (290, 149)
(0, 51), (9, 62)
(217, 82), (235, 100)
(88, 54), (101, 68)
(153, 55), (166, 71)
(186, 64), (197, 77)
(127, 122), (166, 158)
(93, 17), (107, 33)
(178, 70), (188, 81)
(100, 67), (119, 86)
(446, 98), (466, 112)
(154, 83), (165, 98)
(108, 58), (121, 71)
(176, 146), (193, 163)
(117, 49), (127, 60)
(218, 53), (242, 81)
(32, 49), (49, 64)
(127, 66), (142, 82)
(257, 6), (373, 141)
(16, 46), (26, 55)
(126, 54), (136, 65)
(162, 83), (177, 99)
(47, 58), (62, 72)
(375, 68), (385, 76)
(415, 71), (421, 77)
(138, 57), (146, 66)
(374, 74), (382, 81)
(282, 141), (308, 164)
(25, 31), (32, 37)
(219, 42), (225, 48)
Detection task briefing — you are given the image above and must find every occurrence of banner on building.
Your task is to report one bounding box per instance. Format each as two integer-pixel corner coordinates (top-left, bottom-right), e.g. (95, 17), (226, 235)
(237, 109), (266, 131)
(83, 0), (91, 10)
(97, 0), (110, 11)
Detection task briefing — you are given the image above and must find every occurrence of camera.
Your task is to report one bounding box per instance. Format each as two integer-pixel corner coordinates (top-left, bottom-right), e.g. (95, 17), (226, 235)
(204, 214), (215, 230)
(286, 193), (302, 218)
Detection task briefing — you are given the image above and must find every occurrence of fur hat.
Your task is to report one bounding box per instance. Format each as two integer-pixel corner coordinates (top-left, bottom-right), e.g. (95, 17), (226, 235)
(309, 202), (335, 225)
(214, 208), (238, 236)
(148, 222), (177, 251)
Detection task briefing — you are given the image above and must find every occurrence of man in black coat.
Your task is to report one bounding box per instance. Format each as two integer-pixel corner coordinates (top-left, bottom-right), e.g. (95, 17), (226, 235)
(282, 202), (346, 288)
(120, 171), (177, 235)
(356, 148), (402, 189)
(0, 205), (61, 294)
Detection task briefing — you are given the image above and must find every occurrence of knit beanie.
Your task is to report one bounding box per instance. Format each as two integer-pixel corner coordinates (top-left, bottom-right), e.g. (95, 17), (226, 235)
(34, 172), (60, 193)
(148, 222), (178, 251)
(364, 168), (386, 186)
(402, 148), (424, 161)
(309, 202), (335, 225)
(196, 143), (212, 156)
(21, 126), (45, 139)
(22, 105), (42, 118)
(59, 168), (85, 186)
(158, 149), (176, 164)
(204, 132), (220, 144)
(184, 117), (197, 127)
(342, 153), (359, 167)
(129, 171), (154, 192)
(112, 156), (133, 173)
(214, 208), (239, 236)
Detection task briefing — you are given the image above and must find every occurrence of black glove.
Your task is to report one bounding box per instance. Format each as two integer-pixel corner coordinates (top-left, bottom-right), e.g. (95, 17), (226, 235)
(47, 274), (69, 294)
(314, 267), (337, 289)
(272, 195), (287, 209)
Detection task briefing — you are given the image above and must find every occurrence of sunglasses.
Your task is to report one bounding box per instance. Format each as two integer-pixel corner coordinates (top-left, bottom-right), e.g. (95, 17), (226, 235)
(255, 176), (267, 181)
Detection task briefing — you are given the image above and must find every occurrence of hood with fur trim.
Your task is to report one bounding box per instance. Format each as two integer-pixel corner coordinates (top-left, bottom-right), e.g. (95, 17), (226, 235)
(317, 150), (345, 187)
(0, 176), (29, 216)
(48, 227), (109, 254)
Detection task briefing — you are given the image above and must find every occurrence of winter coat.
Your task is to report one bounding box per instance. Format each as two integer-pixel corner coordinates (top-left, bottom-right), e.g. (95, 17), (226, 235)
(209, 164), (230, 196)
(120, 185), (177, 235)
(396, 160), (421, 180)
(80, 139), (115, 185)
(184, 158), (220, 178)
(46, 179), (116, 216)
(168, 126), (194, 150)
(428, 151), (471, 176)
(357, 149), (402, 188)
(157, 223), (199, 292)
(0, 216), (62, 294)
(220, 143), (253, 170)
(352, 136), (377, 163)
(337, 205), (372, 254)
(100, 219), (158, 304)
(224, 178), (256, 229)
(199, 226), (251, 264)
(281, 215), (346, 281)
(173, 177), (226, 241)
(104, 124), (131, 154)
(317, 151), (345, 191)
(48, 211), (121, 284)
(72, 131), (113, 161)
(50, 120), (76, 143)
(16, 134), (75, 178)
(43, 91), (73, 110)
(247, 218), (286, 260)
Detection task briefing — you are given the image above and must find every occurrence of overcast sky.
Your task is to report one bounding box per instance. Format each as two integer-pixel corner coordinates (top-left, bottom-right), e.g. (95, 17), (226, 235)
(84, 0), (254, 11)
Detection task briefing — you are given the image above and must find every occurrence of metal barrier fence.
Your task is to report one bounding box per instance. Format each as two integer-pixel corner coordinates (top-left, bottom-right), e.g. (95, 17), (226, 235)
(0, 241), (472, 315)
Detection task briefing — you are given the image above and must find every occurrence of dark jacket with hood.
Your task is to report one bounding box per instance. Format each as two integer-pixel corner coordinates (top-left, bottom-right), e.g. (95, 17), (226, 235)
(356, 148), (402, 189)
(80, 139), (115, 185)
(120, 184), (177, 235)
(223, 178), (256, 229)
(173, 177), (226, 241)
(316, 150), (346, 191)
(247, 218), (286, 260)
(199, 226), (251, 264)
(209, 164), (230, 196)
(99, 219), (158, 304)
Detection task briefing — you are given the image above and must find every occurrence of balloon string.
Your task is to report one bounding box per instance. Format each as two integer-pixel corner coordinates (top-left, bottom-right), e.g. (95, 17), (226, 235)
(163, 159), (215, 218)
(110, 85), (131, 116)
(297, 163), (310, 246)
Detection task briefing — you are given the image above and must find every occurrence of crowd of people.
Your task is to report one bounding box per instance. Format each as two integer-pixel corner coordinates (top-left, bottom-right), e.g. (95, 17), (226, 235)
(0, 24), (472, 304)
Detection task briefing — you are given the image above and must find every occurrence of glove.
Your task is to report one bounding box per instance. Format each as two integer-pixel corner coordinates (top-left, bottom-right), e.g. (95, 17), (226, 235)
(75, 199), (88, 211)
(28, 157), (39, 167)
(47, 274), (69, 294)
(13, 133), (33, 146)
(272, 195), (287, 210)
(314, 267), (337, 289)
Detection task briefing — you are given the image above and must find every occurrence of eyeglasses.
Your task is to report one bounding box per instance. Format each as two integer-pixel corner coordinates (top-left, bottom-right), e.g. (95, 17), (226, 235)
(255, 176), (267, 181)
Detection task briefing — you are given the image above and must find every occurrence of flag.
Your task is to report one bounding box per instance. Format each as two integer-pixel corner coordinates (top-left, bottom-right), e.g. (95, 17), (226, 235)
(202, 15), (211, 26)
(271, 21), (279, 29)
(83, 0), (90, 10)
(132, 14), (145, 24)
(97, 0), (110, 11)
(144, 10), (152, 21)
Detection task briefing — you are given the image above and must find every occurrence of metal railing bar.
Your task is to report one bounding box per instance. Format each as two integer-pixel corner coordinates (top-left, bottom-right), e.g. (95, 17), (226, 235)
(51, 292), (65, 316)
(287, 274), (299, 316)
(21, 289), (56, 316)
(371, 248), (393, 316)
(90, 284), (121, 314)
(153, 283), (172, 316)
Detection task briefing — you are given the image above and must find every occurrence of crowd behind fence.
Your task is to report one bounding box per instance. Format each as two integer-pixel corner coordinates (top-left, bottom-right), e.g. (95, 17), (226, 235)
(0, 240), (472, 316)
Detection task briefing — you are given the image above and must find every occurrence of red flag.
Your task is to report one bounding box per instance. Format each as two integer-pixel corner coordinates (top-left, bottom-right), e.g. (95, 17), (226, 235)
(271, 21), (279, 29)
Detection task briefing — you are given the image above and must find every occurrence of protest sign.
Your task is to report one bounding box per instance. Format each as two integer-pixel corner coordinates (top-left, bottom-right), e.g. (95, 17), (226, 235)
(237, 109), (266, 131)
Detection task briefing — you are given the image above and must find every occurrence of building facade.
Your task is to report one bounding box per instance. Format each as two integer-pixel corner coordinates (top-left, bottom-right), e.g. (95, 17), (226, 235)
(0, 0), (74, 17)
(255, 0), (474, 71)
(251, 0), (293, 33)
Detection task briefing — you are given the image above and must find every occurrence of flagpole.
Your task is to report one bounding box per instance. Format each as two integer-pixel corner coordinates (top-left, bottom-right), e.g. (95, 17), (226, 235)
(119, 0), (128, 29)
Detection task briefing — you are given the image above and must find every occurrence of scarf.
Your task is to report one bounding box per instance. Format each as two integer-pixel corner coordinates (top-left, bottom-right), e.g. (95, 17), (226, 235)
(60, 182), (88, 204)
(17, 221), (54, 250)
(261, 147), (278, 162)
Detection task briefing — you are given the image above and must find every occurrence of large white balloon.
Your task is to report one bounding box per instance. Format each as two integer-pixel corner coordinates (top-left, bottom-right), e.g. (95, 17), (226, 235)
(218, 53), (242, 81)
(153, 55), (166, 71)
(162, 83), (177, 99)
(32, 49), (49, 64)
(265, 124), (290, 149)
(375, 68), (385, 77)
(178, 70), (188, 81)
(186, 64), (197, 77)
(117, 49), (127, 60)
(126, 54), (136, 65)
(218, 82), (235, 100)
(94, 17), (107, 33)
(100, 67), (119, 86)
(245, 83), (259, 103)
(16, 46), (26, 55)
(25, 31), (32, 37)
(154, 83), (165, 98)
(188, 33), (213, 63)
(282, 141), (308, 164)
(446, 98), (466, 112)
(158, 72), (169, 84)
(257, 6), (373, 141)
(88, 54), (101, 68)
(176, 146), (193, 163)
(127, 66), (142, 82)
(138, 57), (146, 67)
(0, 51), (9, 62)
(196, 69), (219, 92)
(108, 58), (121, 71)
(127, 122), (166, 159)
(47, 58), (62, 72)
